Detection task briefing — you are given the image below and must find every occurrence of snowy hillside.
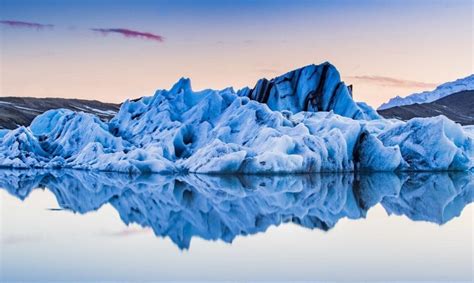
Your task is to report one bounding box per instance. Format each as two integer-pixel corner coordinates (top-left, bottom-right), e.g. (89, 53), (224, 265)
(378, 90), (474, 125)
(379, 74), (474, 110)
(0, 62), (472, 173)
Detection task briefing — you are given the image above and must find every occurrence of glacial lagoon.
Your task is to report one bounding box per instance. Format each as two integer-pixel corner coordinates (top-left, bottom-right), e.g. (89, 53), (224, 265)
(1, 170), (472, 281)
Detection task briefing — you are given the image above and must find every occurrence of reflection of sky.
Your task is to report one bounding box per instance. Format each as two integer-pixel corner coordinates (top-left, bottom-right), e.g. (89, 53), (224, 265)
(1, 187), (473, 281)
(1, 0), (472, 107)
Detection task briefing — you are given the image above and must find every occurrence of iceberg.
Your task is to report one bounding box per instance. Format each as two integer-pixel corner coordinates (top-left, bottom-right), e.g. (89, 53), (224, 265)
(0, 62), (472, 173)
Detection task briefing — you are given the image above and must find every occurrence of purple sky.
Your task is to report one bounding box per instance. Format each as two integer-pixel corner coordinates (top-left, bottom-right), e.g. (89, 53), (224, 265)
(1, 0), (472, 107)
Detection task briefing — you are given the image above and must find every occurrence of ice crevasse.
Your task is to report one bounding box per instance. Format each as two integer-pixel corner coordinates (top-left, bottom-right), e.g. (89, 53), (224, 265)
(0, 62), (472, 174)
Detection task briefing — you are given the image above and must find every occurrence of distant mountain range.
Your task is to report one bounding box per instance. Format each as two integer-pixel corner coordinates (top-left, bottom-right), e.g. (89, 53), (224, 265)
(378, 90), (474, 125)
(378, 74), (474, 110)
(0, 97), (120, 129)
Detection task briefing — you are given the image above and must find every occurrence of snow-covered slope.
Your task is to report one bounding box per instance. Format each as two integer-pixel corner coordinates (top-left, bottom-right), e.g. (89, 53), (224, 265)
(0, 62), (472, 173)
(379, 74), (474, 110)
(378, 90), (474, 125)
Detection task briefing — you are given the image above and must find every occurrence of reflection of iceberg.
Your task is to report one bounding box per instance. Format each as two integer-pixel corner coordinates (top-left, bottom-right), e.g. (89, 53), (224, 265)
(0, 170), (472, 249)
(382, 172), (473, 224)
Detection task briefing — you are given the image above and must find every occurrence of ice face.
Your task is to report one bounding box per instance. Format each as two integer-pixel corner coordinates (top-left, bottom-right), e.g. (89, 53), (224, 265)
(1, 170), (471, 249)
(240, 62), (379, 120)
(0, 129), (9, 139)
(0, 63), (472, 173)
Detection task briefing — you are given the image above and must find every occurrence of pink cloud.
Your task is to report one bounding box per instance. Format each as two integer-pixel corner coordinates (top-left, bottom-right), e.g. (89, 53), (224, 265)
(347, 75), (438, 89)
(0, 20), (54, 30)
(91, 28), (164, 42)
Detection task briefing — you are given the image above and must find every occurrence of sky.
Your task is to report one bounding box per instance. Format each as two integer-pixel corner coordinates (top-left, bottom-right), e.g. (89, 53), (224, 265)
(0, 0), (473, 108)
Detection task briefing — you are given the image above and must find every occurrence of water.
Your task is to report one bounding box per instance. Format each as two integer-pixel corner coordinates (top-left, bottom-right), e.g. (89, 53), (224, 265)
(0, 169), (472, 282)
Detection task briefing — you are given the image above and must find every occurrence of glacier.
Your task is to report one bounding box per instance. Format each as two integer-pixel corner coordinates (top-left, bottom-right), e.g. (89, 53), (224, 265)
(378, 74), (474, 110)
(0, 62), (473, 174)
(1, 169), (472, 249)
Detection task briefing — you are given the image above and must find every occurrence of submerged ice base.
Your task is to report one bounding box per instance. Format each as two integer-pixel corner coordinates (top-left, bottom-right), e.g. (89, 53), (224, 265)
(0, 63), (473, 173)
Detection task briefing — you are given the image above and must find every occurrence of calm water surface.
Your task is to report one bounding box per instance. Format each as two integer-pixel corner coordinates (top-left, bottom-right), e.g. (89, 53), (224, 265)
(0, 170), (472, 282)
